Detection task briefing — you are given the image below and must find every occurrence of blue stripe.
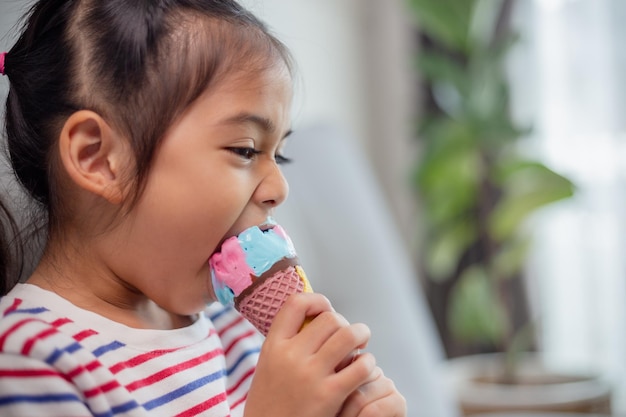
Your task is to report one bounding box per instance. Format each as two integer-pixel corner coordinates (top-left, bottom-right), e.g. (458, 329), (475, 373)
(208, 305), (231, 321)
(92, 340), (125, 357)
(7, 307), (49, 315)
(45, 348), (64, 365)
(44, 341), (82, 365)
(91, 400), (140, 417)
(142, 369), (226, 411)
(227, 347), (260, 376)
(0, 393), (81, 406)
(66, 341), (81, 353)
(91, 409), (113, 417)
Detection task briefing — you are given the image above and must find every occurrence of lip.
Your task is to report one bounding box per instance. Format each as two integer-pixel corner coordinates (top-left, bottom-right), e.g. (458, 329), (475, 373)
(211, 217), (277, 258)
(258, 223), (275, 233)
(259, 216), (277, 231)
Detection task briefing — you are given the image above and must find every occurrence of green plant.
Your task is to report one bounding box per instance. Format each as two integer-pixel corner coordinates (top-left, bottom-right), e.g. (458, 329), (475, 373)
(408, 0), (575, 371)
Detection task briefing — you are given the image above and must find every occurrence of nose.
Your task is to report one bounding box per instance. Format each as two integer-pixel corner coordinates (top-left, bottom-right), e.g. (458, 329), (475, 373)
(256, 163), (289, 208)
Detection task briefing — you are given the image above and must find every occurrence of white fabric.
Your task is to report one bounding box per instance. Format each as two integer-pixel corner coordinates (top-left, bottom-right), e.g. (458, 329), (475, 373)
(276, 124), (460, 417)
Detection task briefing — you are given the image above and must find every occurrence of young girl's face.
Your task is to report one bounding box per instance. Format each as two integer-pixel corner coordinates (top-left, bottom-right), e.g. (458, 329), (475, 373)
(107, 62), (293, 315)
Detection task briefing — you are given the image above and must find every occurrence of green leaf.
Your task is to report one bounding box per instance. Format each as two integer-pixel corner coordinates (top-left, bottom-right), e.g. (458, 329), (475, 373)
(466, 74), (506, 123)
(448, 265), (509, 344)
(425, 219), (477, 282)
(468, 0), (505, 49)
(408, 0), (476, 52)
(416, 116), (474, 150)
(415, 121), (479, 186)
(491, 237), (531, 280)
(416, 144), (481, 198)
(489, 163), (576, 240)
(416, 50), (469, 96)
(415, 139), (483, 226)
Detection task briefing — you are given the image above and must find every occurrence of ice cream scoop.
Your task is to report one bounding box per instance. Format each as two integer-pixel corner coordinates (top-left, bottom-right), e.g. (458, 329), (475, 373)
(209, 221), (313, 336)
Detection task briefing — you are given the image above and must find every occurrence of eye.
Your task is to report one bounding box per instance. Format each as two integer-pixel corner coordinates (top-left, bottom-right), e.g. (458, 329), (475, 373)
(228, 147), (262, 160)
(275, 154), (293, 165)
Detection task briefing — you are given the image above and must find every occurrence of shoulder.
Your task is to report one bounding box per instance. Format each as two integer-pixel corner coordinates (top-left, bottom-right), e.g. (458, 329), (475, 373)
(0, 286), (104, 372)
(0, 294), (102, 416)
(0, 288), (66, 356)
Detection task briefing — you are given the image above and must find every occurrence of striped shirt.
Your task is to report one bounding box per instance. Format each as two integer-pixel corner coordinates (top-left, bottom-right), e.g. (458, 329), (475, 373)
(0, 283), (263, 416)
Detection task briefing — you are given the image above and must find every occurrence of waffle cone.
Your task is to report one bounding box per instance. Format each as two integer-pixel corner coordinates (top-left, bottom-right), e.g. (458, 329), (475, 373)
(235, 266), (310, 336)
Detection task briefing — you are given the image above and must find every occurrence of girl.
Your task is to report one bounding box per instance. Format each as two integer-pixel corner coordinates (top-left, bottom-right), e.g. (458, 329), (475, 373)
(0, 1), (406, 417)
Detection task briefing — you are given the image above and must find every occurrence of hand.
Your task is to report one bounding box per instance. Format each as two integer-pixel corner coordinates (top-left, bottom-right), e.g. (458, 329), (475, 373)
(337, 365), (407, 417)
(244, 293), (376, 417)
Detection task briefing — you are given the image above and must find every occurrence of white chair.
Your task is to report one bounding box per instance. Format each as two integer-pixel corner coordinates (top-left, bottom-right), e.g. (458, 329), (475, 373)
(276, 124), (460, 417)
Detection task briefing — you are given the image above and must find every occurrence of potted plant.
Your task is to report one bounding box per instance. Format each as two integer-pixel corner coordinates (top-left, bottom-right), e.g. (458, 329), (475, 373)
(407, 0), (611, 414)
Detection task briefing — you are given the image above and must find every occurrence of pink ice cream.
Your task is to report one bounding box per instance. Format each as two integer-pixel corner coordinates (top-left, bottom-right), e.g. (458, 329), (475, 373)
(209, 221), (312, 335)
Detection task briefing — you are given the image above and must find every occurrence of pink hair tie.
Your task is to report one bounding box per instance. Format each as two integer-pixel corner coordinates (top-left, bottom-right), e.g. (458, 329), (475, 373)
(0, 52), (6, 76)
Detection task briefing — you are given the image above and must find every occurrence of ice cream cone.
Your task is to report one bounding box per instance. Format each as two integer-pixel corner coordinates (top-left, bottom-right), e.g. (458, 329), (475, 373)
(210, 222), (356, 369)
(235, 265), (311, 336)
(210, 222), (312, 335)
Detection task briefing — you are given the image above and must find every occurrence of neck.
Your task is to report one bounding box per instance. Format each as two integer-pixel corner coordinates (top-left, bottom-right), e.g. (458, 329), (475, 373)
(27, 240), (193, 330)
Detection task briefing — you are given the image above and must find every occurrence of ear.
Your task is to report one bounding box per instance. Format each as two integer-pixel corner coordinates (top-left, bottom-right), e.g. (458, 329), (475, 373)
(58, 110), (129, 204)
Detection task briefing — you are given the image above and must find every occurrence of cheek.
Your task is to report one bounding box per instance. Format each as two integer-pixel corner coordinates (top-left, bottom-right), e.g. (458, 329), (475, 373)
(131, 172), (251, 260)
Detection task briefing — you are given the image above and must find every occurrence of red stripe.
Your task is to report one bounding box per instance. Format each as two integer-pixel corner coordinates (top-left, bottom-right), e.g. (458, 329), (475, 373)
(218, 315), (245, 337)
(109, 347), (180, 374)
(230, 393), (247, 410)
(0, 318), (38, 350)
(51, 317), (72, 328)
(0, 368), (62, 378)
(0, 368), (72, 384)
(223, 329), (255, 356)
(66, 359), (102, 379)
(2, 298), (21, 316)
(173, 392), (228, 417)
(227, 367), (255, 396)
(83, 380), (122, 398)
(125, 348), (222, 392)
(74, 329), (98, 342)
(21, 326), (58, 355)
(19, 317), (72, 354)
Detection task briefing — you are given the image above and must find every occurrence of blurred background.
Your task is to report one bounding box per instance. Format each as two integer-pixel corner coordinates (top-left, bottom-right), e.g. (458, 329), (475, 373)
(244, 0), (626, 414)
(2, 0), (626, 416)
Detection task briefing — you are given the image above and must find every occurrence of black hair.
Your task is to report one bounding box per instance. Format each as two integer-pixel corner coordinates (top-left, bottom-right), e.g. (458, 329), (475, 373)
(0, 0), (293, 294)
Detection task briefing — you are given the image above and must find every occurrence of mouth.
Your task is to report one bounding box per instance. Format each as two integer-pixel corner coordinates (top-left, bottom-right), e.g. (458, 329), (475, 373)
(210, 217), (278, 258)
(258, 216), (277, 232)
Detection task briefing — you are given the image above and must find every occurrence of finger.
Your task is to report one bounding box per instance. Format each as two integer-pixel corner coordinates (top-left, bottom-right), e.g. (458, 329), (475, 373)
(335, 348), (358, 372)
(266, 292), (333, 338)
(297, 310), (350, 353)
(349, 392), (407, 417)
(317, 322), (370, 371)
(336, 335), (371, 372)
(337, 368), (406, 417)
(329, 351), (377, 396)
(340, 367), (384, 417)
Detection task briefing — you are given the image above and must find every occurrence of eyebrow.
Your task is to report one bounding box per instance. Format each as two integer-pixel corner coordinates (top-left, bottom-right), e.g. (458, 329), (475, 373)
(220, 112), (292, 139)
